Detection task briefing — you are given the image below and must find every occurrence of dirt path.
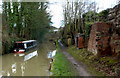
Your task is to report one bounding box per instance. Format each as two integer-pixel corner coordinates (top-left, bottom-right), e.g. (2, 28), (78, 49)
(58, 40), (91, 76)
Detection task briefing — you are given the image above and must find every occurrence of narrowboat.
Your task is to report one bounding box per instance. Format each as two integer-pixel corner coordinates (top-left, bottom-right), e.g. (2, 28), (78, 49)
(14, 40), (37, 53)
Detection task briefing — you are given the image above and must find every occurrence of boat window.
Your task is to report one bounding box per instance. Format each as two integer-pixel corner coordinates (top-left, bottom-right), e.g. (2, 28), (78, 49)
(15, 43), (24, 49)
(26, 42), (32, 47)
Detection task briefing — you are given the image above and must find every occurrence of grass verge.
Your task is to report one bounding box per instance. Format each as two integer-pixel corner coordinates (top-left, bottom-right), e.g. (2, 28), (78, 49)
(51, 45), (79, 76)
(66, 45), (120, 76)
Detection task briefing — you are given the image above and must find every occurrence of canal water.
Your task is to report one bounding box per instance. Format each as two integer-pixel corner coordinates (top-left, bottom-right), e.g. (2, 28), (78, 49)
(1, 41), (56, 76)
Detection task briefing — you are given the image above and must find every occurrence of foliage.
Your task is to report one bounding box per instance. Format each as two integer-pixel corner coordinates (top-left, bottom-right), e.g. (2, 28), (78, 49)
(2, 2), (51, 41)
(66, 46), (120, 76)
(83, 11), (98, 22)
(2, 2), (52, 54)
(99, 57), (118, 65)
(61, 1), (98, 46)
(82, 9), (110, 43)
(98, 9), (110, 22)
(61, 1), (110, 46)
(66, 46), (106, 76)
(82, 11), (98, 44)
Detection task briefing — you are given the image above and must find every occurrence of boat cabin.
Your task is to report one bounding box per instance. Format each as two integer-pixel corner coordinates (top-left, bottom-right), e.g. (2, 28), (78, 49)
(14, 40), (37, 53)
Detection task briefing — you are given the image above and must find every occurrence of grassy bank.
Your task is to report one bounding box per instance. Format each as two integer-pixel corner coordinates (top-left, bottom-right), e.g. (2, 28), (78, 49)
(51, 44), (79, 76)
(66, 46), (120, 76)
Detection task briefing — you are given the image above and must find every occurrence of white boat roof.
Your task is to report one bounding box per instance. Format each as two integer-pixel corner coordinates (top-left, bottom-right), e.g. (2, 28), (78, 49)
(16, 40), (36, 43)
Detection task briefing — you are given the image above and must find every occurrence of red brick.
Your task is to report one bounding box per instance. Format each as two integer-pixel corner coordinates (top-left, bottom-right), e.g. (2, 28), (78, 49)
(88, 22), (112, 56)
(75, 33), (85, 49)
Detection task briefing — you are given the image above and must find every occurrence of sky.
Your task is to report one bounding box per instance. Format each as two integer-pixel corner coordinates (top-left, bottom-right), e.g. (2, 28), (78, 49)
(0, 0), (2, 13)
(0, 0), (119, 28)
(49, 0), (118, 28)
(48, 2), (64, 28)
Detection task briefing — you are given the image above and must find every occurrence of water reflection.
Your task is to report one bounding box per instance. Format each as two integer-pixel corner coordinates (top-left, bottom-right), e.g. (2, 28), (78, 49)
(7, 72), (10, 76)
(11, 63), (16, 74)
(47, 50), (56, 58)
(14, 53), (25, 57)
(19, 54), (25, 57)
(2, 47), (50, 76)
(21, 63), (25, 76)
(47, 50), (57, 76)
(24, 50), (38, 61)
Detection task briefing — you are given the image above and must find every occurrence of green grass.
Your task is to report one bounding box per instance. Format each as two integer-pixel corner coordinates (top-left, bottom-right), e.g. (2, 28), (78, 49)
(66, 45), (120, 76)
(100, 57), (118, 65)
(51, 46), (79, 76)
(66, 46), (106, 76)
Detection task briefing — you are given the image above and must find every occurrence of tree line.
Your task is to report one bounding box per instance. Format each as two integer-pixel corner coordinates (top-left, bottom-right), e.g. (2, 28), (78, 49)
(60, 0), (109, 46)
(2, 2), (52, 54)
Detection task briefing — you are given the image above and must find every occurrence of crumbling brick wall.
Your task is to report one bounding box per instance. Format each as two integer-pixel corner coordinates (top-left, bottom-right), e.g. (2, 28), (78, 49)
(88, 22), (112, 56)
(108, 4), (120, 56)
(88, 4), (120, 56)
(108, 4), (120, 29)
(75, 33), (85, 49)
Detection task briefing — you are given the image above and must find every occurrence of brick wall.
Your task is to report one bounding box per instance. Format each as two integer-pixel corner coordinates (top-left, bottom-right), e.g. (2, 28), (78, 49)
(108, 4), (120, 56)
(88, 4), (120, 56)
(88, 22), (112, 56)
(75, 33), (85, 49)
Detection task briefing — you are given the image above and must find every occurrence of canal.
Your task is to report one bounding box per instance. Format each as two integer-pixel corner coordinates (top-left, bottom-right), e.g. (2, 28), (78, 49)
(1, 41), (56, 76)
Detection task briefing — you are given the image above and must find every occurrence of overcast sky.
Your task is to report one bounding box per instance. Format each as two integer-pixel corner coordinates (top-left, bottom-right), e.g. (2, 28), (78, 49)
(0, 0), (2, 13)
(49, 0), (118, 28)
(0, 0), (119, 28)
(48, 2), (64, 28)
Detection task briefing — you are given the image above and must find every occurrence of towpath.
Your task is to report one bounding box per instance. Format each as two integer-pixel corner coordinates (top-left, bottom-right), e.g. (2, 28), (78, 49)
(58, 40), (91, 76)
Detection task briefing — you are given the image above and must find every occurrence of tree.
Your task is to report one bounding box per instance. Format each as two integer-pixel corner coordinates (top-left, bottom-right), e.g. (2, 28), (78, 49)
(61, 0), (98, 46)
(98, 9), (110, 22)
(2, 2), (52, 54)
(2, 2), (51, 41)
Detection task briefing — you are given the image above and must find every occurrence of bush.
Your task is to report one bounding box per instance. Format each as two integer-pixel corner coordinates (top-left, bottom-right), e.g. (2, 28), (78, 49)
(2, 36), (25, 54)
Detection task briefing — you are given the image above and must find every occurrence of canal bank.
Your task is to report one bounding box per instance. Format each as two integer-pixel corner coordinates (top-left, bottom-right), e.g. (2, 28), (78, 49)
(51, 41), (79, 76)
(57, 40), (91, 76)
(66, 45), (120, 76)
